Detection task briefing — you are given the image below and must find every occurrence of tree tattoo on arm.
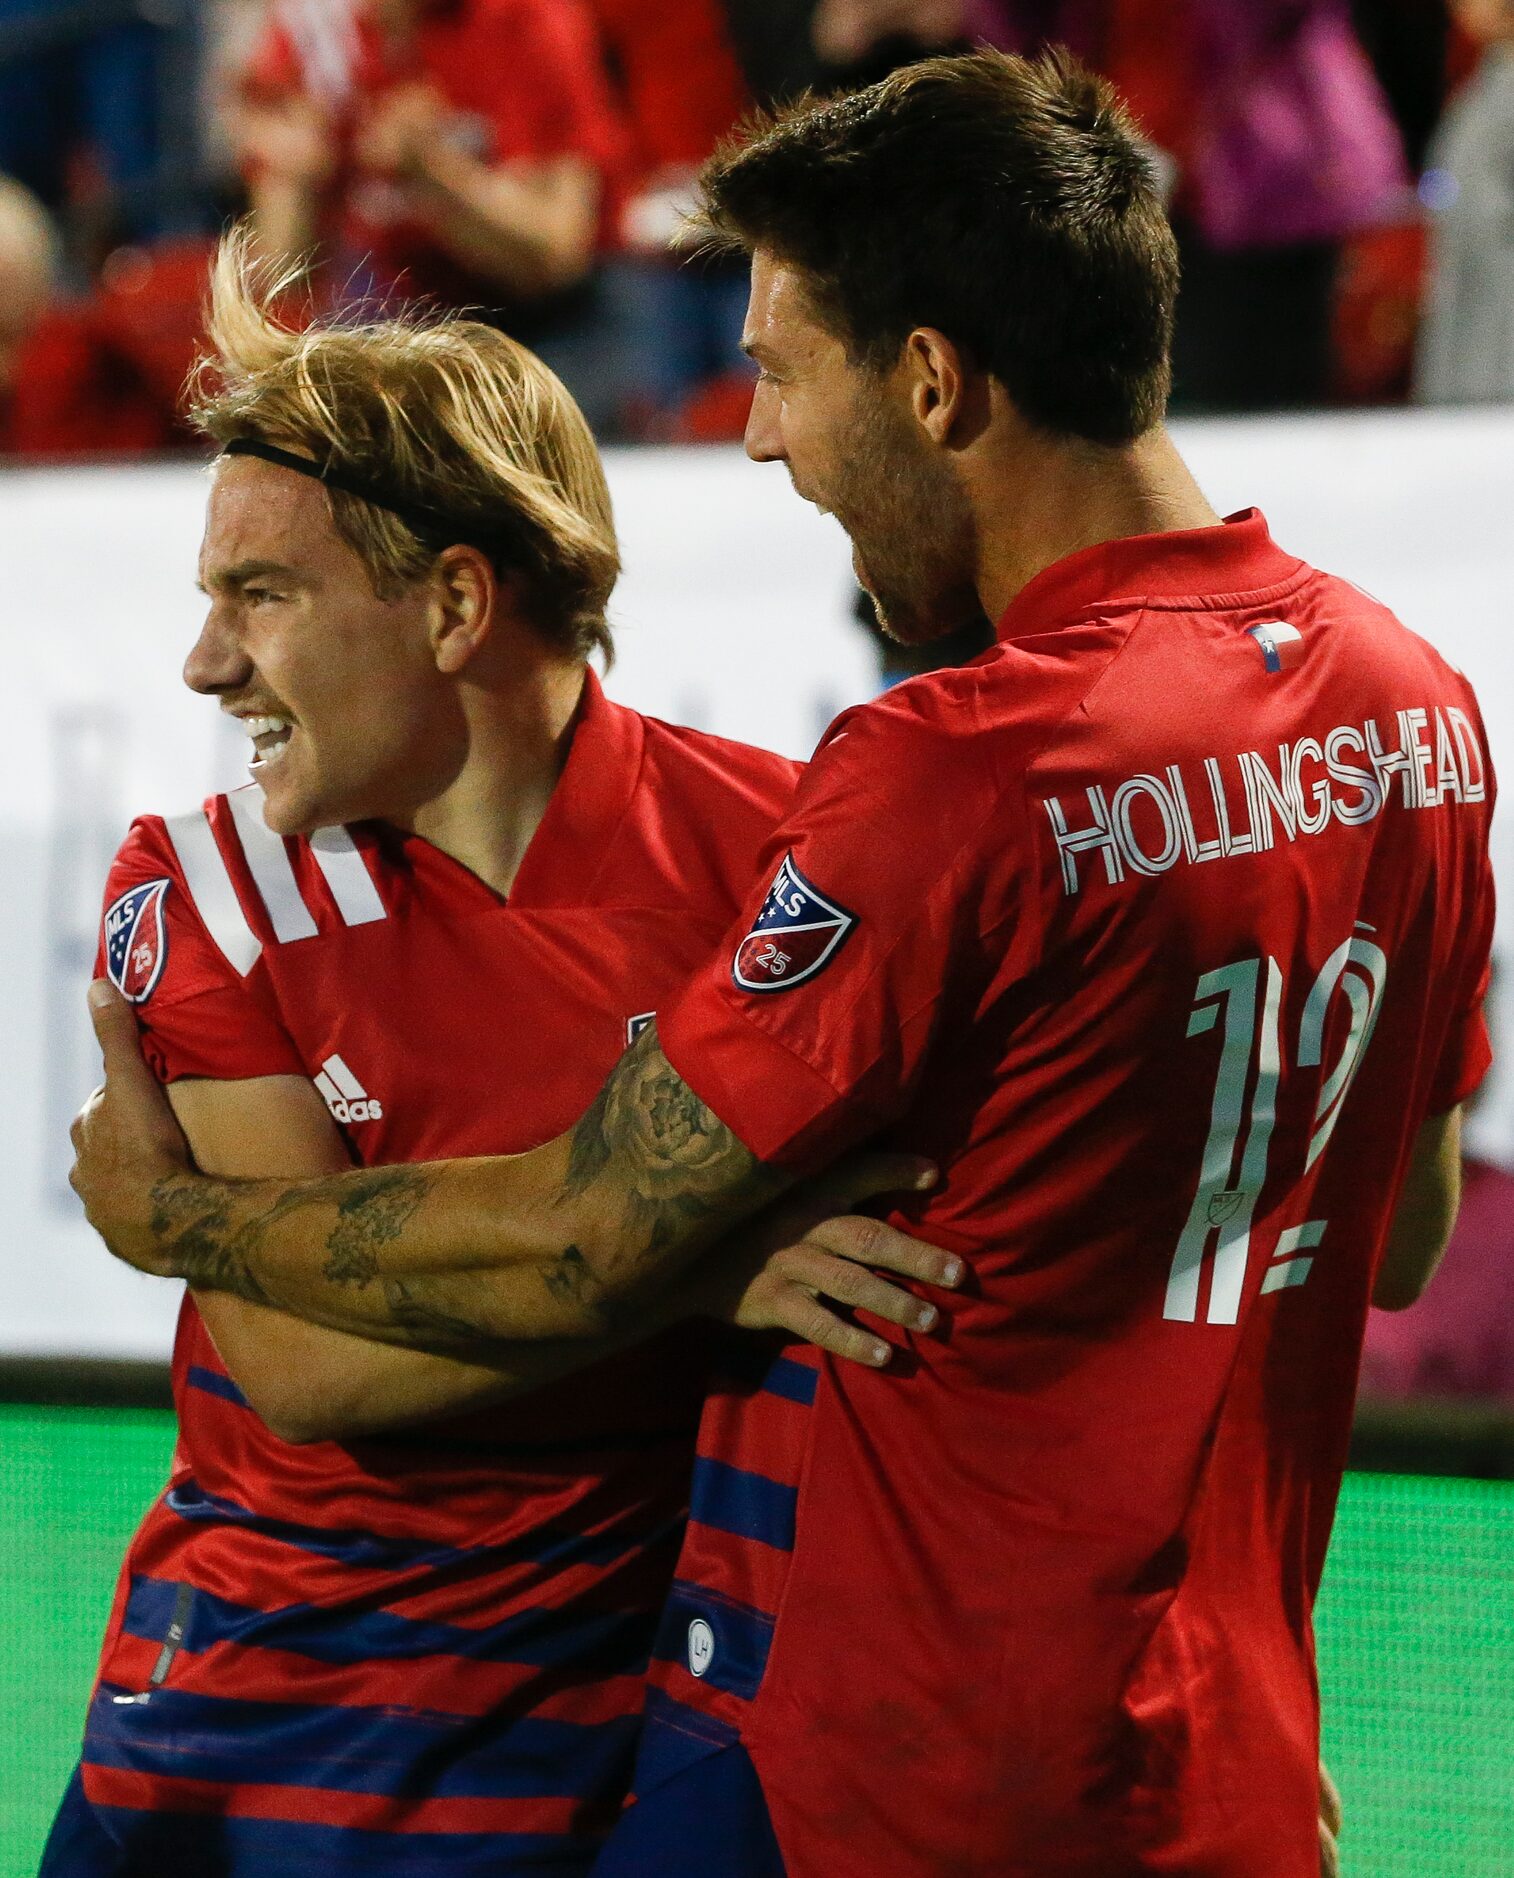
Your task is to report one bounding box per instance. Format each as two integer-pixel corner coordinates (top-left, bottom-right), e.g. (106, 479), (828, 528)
(148, 1177), (276, 1307)
(147, 1166), (437, 1314)
(323, 1170), (435, 1286)
(348, 1028), (784, 1340)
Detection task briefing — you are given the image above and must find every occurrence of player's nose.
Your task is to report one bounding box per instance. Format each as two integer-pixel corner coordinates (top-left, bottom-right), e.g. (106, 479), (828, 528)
(744, 379), (785, 464)
(183, 605), (253, 696)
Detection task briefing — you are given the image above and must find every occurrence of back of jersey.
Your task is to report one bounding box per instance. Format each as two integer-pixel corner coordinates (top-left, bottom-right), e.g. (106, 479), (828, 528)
(650, 513), (1494, 1876)
(917, 543), (1493, 1867)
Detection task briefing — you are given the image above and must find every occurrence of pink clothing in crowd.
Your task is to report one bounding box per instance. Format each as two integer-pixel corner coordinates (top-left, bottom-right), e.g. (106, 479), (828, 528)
(970, 0), (1407, 249)
(1360, 1159), (1514, 1402)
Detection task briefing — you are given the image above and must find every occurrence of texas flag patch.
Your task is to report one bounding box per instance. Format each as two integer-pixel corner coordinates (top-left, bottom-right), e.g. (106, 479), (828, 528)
(104, 878), (172, 1004)
(733, 854), (856, 994)
(1247, 619), (1305, 674)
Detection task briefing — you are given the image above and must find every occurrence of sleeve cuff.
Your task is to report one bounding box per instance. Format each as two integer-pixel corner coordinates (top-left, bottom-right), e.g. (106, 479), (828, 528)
(142, 985), (309, 1087)
(657, 986), (862, 1172)
(1428, 1010), (1493, 1116)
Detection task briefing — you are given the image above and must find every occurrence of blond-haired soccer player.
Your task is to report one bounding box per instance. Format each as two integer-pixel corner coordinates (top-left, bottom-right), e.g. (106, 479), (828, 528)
(42, 233), (952, 1878)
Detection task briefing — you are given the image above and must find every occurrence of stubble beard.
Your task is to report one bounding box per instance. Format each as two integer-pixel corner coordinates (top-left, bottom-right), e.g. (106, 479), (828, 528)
(834, 401), (982, 647)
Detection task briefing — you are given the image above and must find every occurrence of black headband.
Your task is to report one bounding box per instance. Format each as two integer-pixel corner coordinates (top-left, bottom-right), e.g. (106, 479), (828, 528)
(220, 436), (520, 561)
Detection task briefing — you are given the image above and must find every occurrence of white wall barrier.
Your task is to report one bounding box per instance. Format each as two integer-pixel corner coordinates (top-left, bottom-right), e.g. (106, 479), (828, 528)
(4, 409), (1512, 1359)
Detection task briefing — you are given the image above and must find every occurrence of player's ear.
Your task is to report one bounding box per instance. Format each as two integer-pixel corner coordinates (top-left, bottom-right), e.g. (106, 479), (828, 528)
(904, 327), (981, 448)
(429, 545), (496, 675)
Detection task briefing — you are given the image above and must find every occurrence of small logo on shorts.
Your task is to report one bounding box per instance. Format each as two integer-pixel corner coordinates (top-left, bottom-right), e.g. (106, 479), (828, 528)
(687, 1617), (715, 1678)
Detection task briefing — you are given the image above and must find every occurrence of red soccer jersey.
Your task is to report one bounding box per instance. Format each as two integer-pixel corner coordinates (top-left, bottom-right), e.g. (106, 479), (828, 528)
(240, 0), (629, 306)
(642, 511), (1495, 1875)
(83, 674), (798, 1871)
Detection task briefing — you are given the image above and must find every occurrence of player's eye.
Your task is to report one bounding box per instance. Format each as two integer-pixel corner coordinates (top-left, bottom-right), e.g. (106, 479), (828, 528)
(243, 585), (284, 606)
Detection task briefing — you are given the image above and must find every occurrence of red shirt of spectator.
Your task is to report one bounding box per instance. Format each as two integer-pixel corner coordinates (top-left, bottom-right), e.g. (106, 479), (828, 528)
(0, 241), (209, 459)
(240, 0), (628, 308)
(588, 0), (749, 181)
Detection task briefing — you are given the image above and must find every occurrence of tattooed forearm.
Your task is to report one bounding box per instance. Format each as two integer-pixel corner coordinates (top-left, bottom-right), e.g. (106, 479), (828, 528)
(145, 1166), (436, 1311)
(323, 1169), (434, 1286)
(149, 1176), (273, 1306)
(379, 1277), (519, 1358)
(557, 1023), (786, 1280)
(539, 1243), (614, 1321)
(125, 1025), (780, 1359)
(562, 1081), (615, 1196)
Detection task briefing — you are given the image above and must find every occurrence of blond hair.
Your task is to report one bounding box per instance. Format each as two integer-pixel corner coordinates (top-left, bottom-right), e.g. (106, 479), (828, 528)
(187, 228), (618, 662)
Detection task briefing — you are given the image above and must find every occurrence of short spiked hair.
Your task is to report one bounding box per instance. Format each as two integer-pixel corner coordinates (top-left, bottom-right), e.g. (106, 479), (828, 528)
(698, 49), (1179, 446)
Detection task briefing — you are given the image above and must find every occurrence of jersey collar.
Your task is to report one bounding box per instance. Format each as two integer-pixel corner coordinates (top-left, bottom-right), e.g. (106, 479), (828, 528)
(994, 508), (1306, 641)
(507, 666), (646, 908)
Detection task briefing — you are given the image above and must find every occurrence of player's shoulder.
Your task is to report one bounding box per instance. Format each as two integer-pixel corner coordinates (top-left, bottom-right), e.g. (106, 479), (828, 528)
(610, 714), (803, 916)
(637, 712), (803, 821)
(107, 792), (240, 908)
(102, 792), (256, 1007)
(106, 786), (390, 994)
(1309, 565), (1480, 693)
(809, 639), (1101, 804)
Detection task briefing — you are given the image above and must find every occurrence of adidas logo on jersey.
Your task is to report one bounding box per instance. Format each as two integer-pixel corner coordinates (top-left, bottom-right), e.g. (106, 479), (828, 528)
(314, 1055), (384, 1124)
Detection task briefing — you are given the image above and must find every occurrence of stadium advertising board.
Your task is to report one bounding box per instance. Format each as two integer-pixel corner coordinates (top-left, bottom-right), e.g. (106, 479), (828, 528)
(3, 415), (1513, 1358)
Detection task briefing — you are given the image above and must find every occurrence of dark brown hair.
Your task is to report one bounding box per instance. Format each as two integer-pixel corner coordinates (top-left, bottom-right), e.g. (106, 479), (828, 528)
(697, 49), (1178, 446)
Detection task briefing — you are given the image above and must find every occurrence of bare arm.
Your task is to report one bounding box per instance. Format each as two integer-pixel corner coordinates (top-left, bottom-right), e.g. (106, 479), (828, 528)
(234, 95), (336, 269)
(168, 1074), (642, 1443)
(355, 84), (598, 297)
(81, 1017), (785, 1350)
(177, 1072), (949, 1439)
(1372, 1104), (1464, 1311)
(246, 172), (322, 272)
(408, 152), (598, 298)
(76, 987), (953, 1382)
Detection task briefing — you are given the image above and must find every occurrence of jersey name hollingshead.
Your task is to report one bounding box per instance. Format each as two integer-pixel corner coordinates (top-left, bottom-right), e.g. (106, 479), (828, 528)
(1044, 704), (1485, 896)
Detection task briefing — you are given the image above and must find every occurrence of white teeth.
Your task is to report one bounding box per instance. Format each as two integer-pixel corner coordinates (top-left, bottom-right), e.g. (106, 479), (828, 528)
(241, 715), (291, 739)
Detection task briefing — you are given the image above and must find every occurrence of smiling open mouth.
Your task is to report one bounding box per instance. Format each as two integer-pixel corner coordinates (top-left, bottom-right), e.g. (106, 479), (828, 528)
(242, 714), (294, 772)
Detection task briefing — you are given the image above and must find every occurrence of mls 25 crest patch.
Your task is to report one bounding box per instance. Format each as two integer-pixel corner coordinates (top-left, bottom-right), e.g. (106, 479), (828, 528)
(104, 878), (172, 1004)
(733, 853), (856, 993)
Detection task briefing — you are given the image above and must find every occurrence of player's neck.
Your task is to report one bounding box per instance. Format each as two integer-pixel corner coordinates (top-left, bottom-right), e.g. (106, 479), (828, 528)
(402, 659), (586, 899)
(973, 426), (1221, 624)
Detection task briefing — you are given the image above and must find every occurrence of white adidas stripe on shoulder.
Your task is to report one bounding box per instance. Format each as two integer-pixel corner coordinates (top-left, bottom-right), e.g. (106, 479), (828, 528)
(162, 808), (262, 977)
(226, 786), (319, 943)
(167, 789), (388, 963)
(308, 824), (387, 927)
(224, 786), (387, 937)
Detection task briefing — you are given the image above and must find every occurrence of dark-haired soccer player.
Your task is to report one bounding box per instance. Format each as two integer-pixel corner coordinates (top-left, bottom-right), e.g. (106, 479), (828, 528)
(76, 52), (1492, 1876)
(40, 240), (954, 1878)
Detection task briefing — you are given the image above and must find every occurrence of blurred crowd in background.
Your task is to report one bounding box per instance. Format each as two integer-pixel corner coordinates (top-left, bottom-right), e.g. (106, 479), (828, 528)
(1, 0), (1511, 1414)
(3, 0), (1514, 459)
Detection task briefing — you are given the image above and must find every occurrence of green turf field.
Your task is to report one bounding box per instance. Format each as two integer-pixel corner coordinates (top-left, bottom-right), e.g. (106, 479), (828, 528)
(2, 1405), (1510, 1875)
